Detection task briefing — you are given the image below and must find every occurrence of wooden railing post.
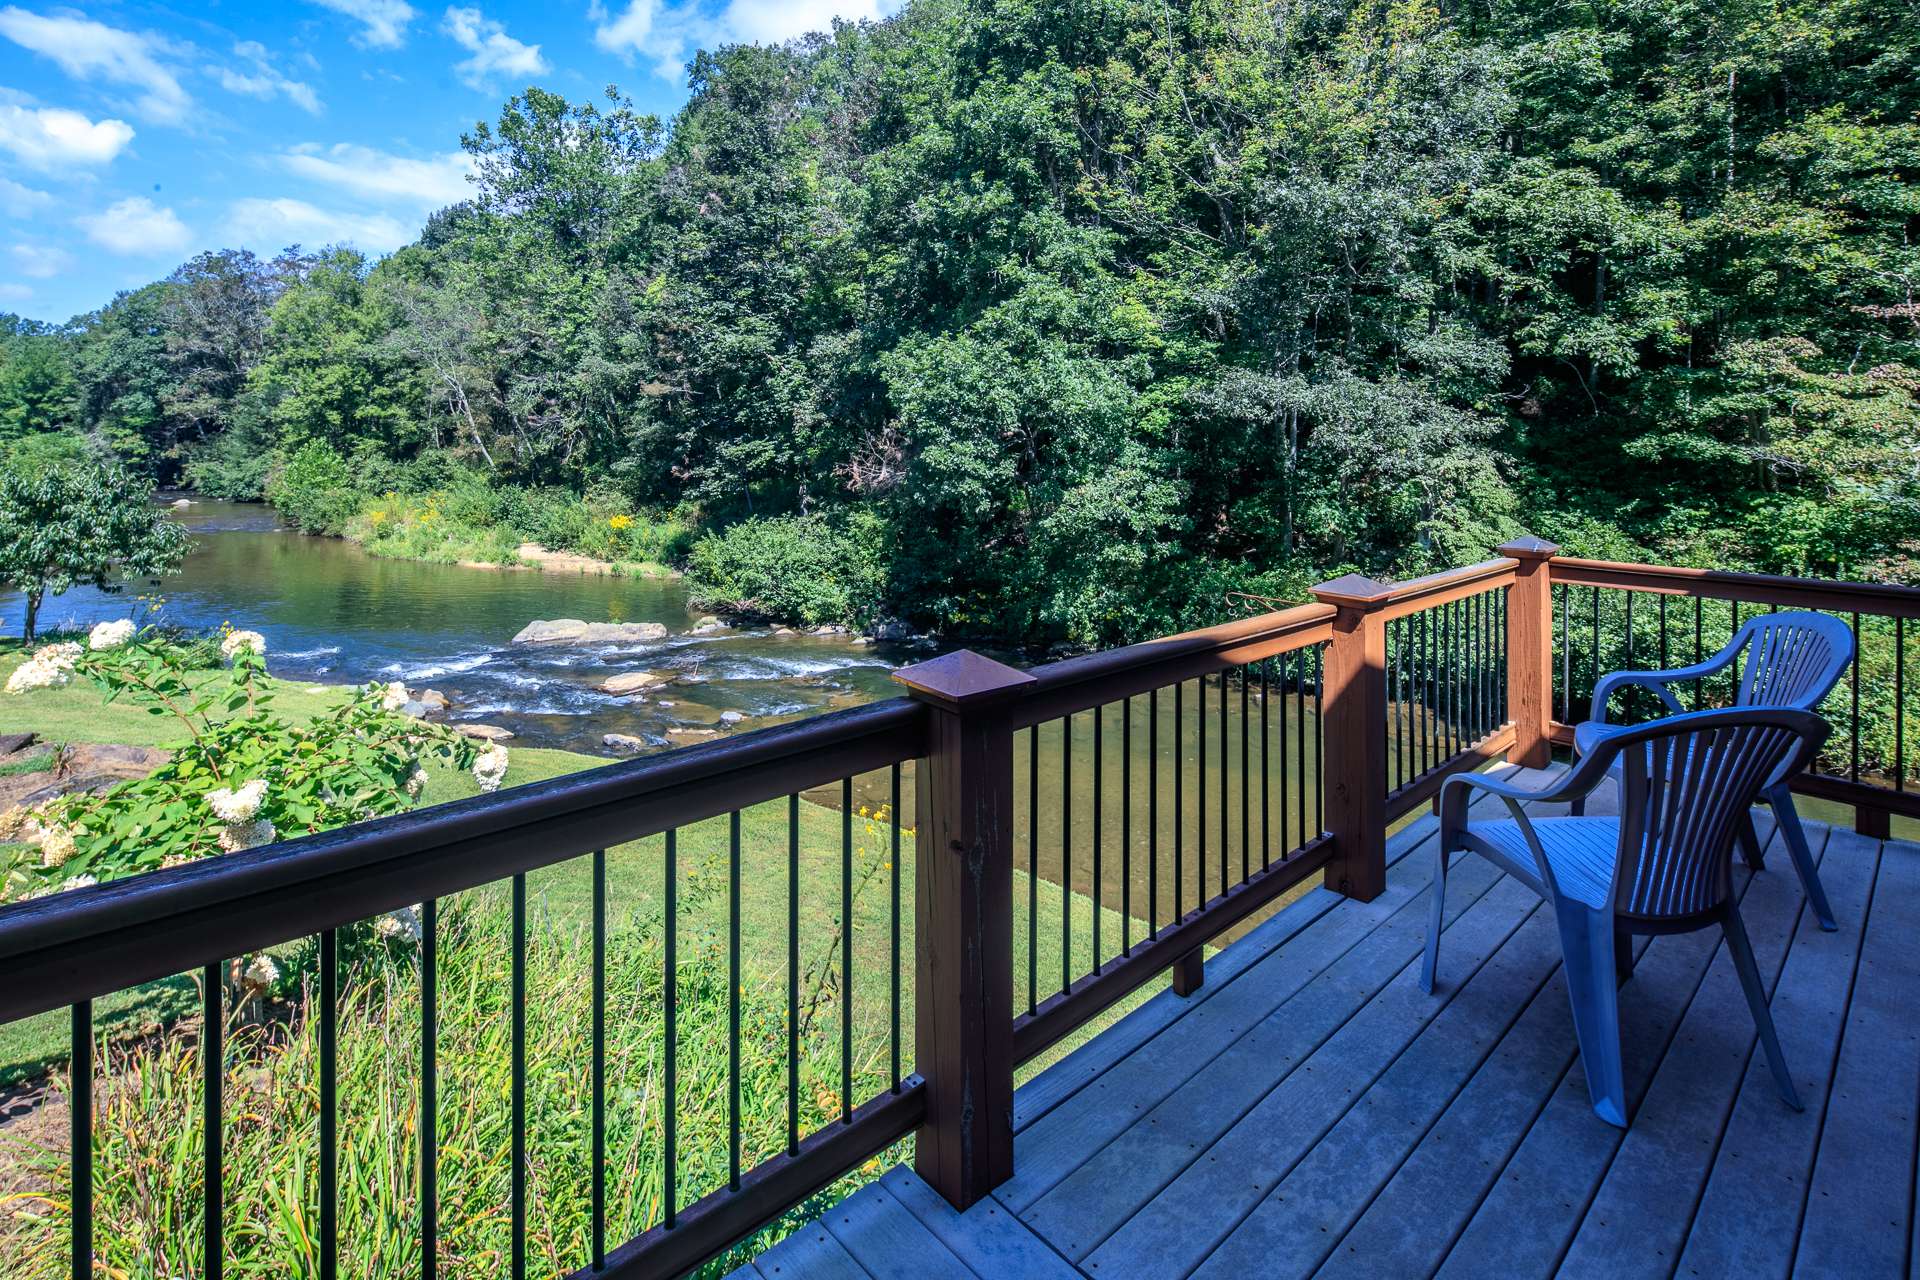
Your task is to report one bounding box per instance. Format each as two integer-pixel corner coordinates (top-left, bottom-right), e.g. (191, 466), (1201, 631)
(1499, 536), (1560, 769)
(891, 649), (1034, 1210)
(1311, 574), (1394, 902)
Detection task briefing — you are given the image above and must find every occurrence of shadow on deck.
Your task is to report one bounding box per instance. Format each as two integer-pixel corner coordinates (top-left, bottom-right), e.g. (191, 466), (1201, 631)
(732, 764), (1918, 1279)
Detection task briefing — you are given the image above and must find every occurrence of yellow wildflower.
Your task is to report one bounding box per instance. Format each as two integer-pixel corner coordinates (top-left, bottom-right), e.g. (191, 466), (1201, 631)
(608, 514), (634, 530)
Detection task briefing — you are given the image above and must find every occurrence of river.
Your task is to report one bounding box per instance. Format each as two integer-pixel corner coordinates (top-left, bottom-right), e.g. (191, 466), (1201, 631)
(2, 500), (914, 755)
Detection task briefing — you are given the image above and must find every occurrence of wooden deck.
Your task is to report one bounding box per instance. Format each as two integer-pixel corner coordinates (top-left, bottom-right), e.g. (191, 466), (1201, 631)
(730, 766), (1919, 1279)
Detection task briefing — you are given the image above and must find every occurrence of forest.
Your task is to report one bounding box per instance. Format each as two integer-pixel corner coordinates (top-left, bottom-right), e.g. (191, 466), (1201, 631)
(1, 0), (1914, 647)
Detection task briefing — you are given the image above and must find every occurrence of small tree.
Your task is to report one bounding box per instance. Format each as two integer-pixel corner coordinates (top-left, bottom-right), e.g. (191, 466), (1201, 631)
(0, 456), (189, 640)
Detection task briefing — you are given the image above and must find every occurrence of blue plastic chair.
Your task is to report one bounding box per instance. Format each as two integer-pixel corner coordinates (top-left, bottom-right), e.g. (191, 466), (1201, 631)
(1571, 610), (1853, 932)
(1424, 707), (1830, 1126)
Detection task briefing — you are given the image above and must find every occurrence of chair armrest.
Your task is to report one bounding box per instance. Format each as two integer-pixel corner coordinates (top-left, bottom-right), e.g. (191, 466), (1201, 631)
(1589, 653), (1731, 724)
(1439, 772), (1571, 899)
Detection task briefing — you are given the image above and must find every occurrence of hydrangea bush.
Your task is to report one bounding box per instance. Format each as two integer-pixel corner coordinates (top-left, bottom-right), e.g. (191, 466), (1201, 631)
(0, 624), (492, 903)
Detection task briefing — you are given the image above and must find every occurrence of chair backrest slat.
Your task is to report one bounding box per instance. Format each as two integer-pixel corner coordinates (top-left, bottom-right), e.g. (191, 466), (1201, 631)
(1606, 709), (1827, 919)
(1734, 612), (1854, 712)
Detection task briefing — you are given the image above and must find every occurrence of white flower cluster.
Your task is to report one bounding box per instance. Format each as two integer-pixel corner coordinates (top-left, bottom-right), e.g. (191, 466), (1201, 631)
(23, 814), (76, 868)
(220, 629), (267, 661)
(405, 765), (429, 798)
(374, 905), (423, 944)
(242, 953), (280, 992)
(88, 619), (136, 651)
(5, 641), (81, 694)
(206, 780), (267, 825)
(472, 743), (510, 793)
(381, 680), (411, 712)
(218, 818), (277, 853)
(206, 779), (275, 852)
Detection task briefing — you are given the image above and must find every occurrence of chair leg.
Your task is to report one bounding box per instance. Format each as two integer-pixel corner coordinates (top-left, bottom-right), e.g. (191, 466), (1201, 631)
(1614, 922), (1635, 986)
(1421, 843), (1449, 995)
(1767, 786), (1837, 932)
(1569, 793), (1586, 818)
(1722, 904), (1803, 1112)
(1736, 813), (1766, 871)
(1554, 901), (1629, 1127)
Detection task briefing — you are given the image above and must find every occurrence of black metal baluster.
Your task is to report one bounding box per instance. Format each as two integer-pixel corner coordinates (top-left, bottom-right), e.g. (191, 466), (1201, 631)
(1259, 667), (1271, 869)
(1218, 671), (1229, 895)
(1693, 596), (1705, 707)
(1062, 714), (1073, 992)
(1239, 669), (1250, 884)
(1558, 584), (1571, 723)
(1279, 656), (1291, 853)
(1589, 587), (1601, 714)
(663, 829), (678, 1228)
(1391, 620), (1404, 789)
(592, 849), (606, 1270)
(1658, 594), (1669, 676)
(1198, 676), (1208, 903)
(1174, 683), (1184, 921)
(1851, 613), (1862, 782)
(1149, 689), (1160, 934)
(1413, 610), (1426, 775)
(838, 784), (851, 1124)
(512, 873), (526, 1280)
(787, 798), (799, 1152)
(71, 1001), (90, 1280)
(1898, 618), (1907, 794)
(422, 901), (437, 1279)
(204, 962), (223, 1280)
(1028, 724), (1039, 1013)
(319, 930), (335, 1280)
(732, 810), (744, 1177)
(1295, 648), (1308, 845)
(1093, 705), (1104, 972)
(1624, 592), (1636, 707)
(1122, 695), (1133, 954)
(891, 763), (902, 1093)
(1314, 646), (1325, 836)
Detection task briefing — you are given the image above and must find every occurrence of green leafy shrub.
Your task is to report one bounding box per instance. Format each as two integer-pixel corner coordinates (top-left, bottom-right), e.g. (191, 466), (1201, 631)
(686, 514), (884, 628)
(0, 626), (480, 899)
(267, 442), (362, 536)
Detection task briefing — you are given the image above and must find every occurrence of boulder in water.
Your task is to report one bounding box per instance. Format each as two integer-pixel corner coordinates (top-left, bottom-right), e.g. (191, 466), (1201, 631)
(512, 618), (669, 645)
(601, 671), (669, 696)
(455, 723), (515, 742)
(603, 733), (648, 753)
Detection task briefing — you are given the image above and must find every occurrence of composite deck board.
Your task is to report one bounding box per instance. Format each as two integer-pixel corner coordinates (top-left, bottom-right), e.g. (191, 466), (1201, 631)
(1554, 821), (1873, 1279)
(1791, 837), (1920, 1278)
(749, 795), (1917, 1280)
(1420, 819), (1792, 1280)
(999, 819), (1491, 1211)
(1074, 876), (1542, 1277)
(1677, 827), (1886, 1278)
(1020, 853), (1513, 1259)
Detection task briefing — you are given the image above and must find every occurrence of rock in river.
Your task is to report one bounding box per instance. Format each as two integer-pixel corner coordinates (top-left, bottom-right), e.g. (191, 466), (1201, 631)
(512, 618), (670, 645)
(603, 733), (648, 753)
(455, 723), (515, 742)
(601, 671), (670, 696)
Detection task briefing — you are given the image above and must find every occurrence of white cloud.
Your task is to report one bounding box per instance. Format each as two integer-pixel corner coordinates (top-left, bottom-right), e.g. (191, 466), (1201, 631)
(592, 0), (898, 75)
(443, 7), (549, 90)
(311, 0), (417, 50)
(9, 243), (70, 278)
(78, 197), (192, 256)
(0, 283), (32, 304)
(0, 7), (191, 125)
(223, 196), (414, 254)
(279, 142), (472, 207)
(217, 42), (322, 115)
(0, 175), (51, 217)
(0, 102), (135, 170)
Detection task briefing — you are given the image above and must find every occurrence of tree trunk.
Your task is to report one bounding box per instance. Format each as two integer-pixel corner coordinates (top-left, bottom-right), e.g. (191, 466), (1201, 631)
(22, 588), (40, 643)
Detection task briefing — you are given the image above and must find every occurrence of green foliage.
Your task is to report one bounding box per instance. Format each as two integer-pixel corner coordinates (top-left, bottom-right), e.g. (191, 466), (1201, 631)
(0, 629), (477, 901)
(687, 514), (884, 627)
(0, 456), (188, 640)
(266, 440), (362, 535)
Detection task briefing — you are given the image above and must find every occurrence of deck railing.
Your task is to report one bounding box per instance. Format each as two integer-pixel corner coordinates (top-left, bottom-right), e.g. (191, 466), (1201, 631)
(2, 536), (1914, 1277)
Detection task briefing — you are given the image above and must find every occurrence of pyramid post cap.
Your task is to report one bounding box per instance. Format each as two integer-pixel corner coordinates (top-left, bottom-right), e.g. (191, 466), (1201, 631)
(1496, 534), (1560, 559)
(1310, 573), (1395, 607)
(892, 649), (1036, 708)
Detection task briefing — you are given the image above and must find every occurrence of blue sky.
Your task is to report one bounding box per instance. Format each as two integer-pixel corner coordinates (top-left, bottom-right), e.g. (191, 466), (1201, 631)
(0, 0), (900, 324)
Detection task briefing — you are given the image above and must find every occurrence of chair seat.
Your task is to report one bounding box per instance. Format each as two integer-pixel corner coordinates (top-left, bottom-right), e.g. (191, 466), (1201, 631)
(1460, 817), (1619, 909)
